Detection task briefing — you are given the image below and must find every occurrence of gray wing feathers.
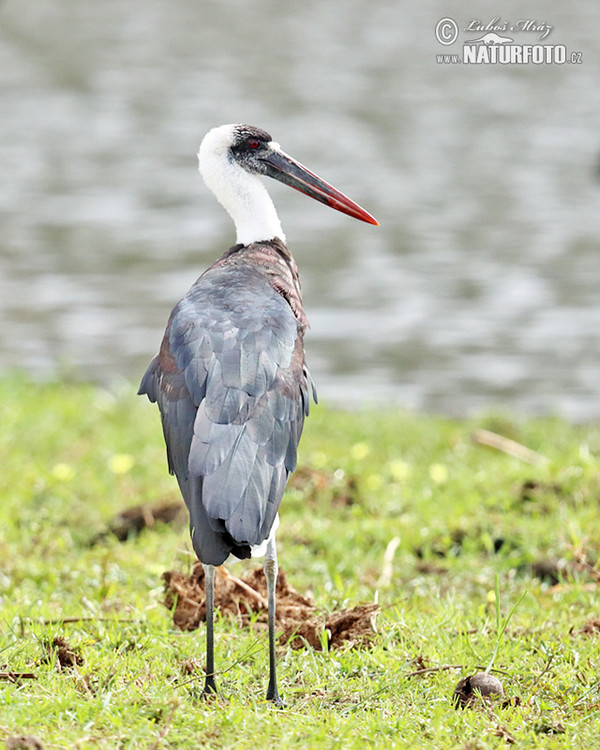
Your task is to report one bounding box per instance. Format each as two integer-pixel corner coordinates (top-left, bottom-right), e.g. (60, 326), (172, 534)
(140, 264), (311, 561)
(139, 357), (196, 482)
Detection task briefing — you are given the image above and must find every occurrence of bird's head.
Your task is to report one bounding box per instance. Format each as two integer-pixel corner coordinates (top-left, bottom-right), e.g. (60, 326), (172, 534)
(198, 124), (377, 244)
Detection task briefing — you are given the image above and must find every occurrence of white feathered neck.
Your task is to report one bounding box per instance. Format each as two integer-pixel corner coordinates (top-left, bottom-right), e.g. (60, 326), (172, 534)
(198, 124), (286, 246)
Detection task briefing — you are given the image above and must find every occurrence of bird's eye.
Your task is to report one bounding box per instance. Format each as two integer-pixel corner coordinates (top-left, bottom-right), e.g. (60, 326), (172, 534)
(249, 140), (260, 149)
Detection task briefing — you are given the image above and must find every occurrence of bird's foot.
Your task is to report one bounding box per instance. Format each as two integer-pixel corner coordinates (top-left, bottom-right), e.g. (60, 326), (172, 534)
(202, 676), (218, 701)
(266, 687), (285, 709)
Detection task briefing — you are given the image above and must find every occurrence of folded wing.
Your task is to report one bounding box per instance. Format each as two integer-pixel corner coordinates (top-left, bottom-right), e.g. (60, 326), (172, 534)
(139, 262), (314, 565)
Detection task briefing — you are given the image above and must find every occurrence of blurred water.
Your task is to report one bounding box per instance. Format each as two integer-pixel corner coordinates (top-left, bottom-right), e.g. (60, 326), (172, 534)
(1, 0), (599, 418)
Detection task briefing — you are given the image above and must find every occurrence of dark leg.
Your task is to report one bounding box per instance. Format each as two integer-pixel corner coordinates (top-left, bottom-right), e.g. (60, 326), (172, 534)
(202, 563), (218, 698)
(264, 537), (284, 707)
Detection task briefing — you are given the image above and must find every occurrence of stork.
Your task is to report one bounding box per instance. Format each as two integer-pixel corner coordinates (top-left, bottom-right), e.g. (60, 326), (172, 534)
(139, 124), (377, 706)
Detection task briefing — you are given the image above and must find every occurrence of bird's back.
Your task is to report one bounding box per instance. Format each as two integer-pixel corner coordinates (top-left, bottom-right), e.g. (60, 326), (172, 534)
(139, 239), (315, 566)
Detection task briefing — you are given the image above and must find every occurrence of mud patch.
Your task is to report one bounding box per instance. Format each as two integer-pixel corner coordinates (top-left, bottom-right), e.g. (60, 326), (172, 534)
(92, 500), (184, 543)
(163, 565), (378, 650)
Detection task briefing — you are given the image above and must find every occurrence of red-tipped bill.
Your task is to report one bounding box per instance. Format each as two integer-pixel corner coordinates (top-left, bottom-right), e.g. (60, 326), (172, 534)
(261, 148), (378, 226)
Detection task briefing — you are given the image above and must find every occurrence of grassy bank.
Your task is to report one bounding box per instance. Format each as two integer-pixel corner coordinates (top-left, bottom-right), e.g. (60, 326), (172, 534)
(1, 375), (599, 748)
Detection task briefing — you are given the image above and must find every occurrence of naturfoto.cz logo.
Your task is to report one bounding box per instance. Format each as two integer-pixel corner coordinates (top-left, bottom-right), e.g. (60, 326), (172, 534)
(435, 17), (583, 65)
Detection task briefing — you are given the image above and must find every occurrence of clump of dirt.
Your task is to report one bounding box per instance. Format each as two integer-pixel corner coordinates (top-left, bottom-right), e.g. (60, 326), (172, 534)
(179, 658), (203, 676)
(91, 500), (185, 544)
(534, 720), (566, 735)
(40, 637), (83, 670)
(531, 545), (600, 586)
(570, 545), (600, 583)
(162, 564), (277, 631)
(531, 557), (570, 585)
(518, 479), (562, 503)
(5, 736), (45, 750)
(287, 466), (332, 493)
(287, 466), (360, 508)
(323, 604), (379, 649)
(415, 561), (448, 575)
(453, 672), (505, 709)
(163, 565), (378, 650)
(572, 617), (600, 636)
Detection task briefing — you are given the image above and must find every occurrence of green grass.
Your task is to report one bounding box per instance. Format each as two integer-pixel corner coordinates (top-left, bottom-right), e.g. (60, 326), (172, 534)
(1, 374), (600, 748)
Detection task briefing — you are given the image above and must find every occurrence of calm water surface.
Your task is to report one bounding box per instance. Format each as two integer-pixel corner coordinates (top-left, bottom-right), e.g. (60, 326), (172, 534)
(1, 0), (600, 419)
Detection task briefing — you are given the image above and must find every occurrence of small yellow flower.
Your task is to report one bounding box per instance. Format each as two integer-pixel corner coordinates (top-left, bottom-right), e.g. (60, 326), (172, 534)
(351, 442), (370, 461)
(108, 453), (134, 475)
(389, 459), (411, 482)
(51, 463), (75, 482)
(365, 474), (383, 491)
(429, 463), (448, 484)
